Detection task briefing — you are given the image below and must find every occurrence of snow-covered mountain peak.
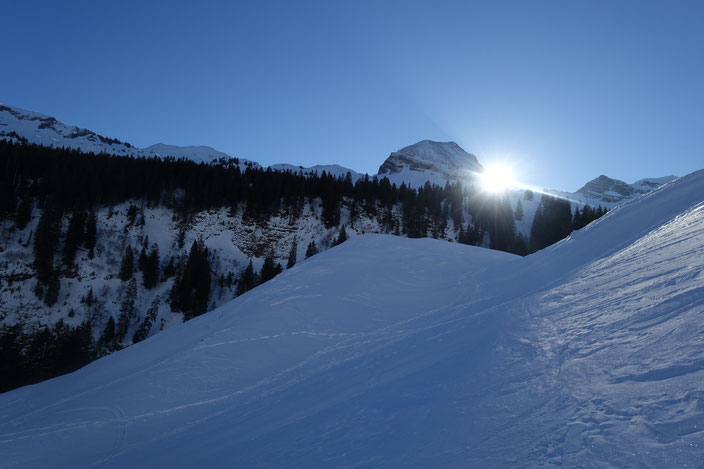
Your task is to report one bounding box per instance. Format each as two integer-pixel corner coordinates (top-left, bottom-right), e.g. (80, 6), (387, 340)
(576, 174), (677, 204)
(0, 104), (138, 156)
(143, 143), (258, 167)
(391, 140), (480, 167)
(0, 104), (258, 168)
(577, 175), (637, 201)
(377, 140), (483, 188)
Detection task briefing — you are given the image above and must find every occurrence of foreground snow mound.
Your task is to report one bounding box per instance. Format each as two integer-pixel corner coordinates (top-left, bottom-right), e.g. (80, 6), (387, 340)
(1, 170), (704, 467)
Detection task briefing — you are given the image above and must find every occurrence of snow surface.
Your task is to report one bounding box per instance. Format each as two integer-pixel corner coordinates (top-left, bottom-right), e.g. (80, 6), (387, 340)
(1, 169), (703, 467)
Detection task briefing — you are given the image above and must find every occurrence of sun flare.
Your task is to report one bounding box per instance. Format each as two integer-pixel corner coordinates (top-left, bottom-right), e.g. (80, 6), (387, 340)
(479, 165), (516, 193)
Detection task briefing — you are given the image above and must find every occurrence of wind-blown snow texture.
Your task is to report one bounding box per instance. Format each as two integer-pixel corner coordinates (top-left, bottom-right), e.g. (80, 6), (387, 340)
(1, 169), (703, 467)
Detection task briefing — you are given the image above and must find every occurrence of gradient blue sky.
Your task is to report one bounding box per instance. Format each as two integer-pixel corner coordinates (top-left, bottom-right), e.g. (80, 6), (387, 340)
(2, 1), (702, 191)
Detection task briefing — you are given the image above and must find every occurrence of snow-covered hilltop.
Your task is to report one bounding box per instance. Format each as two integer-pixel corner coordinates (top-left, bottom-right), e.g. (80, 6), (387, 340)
(143, 143), (258, 167)
(0, 105), (258, 169)
(2, 168), (703, 468)
(0, 104), (138, 156)
(575, 174), (678, 204)
(378, 139), (484, 188)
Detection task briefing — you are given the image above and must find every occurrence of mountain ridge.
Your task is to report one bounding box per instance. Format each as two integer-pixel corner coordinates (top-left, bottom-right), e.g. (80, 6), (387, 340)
(576, 174), (678, 203)
(1, 103), (674, 207)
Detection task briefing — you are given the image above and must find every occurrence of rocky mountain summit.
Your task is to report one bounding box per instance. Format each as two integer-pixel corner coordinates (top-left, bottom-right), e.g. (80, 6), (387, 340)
(378, 140), (484, 188)
(577, 174), (677, 203)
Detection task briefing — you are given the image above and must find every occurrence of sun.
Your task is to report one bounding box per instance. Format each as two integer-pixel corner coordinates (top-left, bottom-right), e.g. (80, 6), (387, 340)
(479, 164), (516, 193)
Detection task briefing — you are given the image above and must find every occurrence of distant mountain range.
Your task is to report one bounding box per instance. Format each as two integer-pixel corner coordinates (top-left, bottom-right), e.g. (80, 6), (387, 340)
(0, 103), (676, 207)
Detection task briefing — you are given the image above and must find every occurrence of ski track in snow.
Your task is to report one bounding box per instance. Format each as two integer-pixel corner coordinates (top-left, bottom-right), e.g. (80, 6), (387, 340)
(1, 171), (704, 467)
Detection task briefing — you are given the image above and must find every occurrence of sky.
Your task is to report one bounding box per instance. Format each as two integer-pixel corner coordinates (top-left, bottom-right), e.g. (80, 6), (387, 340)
(2, 0), (703, 191)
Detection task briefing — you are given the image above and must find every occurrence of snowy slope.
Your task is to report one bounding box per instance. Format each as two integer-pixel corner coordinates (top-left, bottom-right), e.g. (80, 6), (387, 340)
(144, 143), (258, 168)
(0, 105), (138, 156)
(0, 105), (258, 168)
(1, 169), (703, 467)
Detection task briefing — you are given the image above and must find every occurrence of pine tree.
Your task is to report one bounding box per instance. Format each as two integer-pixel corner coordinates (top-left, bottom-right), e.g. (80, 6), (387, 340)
(0, 325), (24, 392)
(33, 197), (62, 285)
(572, 206), (583, 231)
(15, 191), (33, 231)
(489, 195), (516, 253)
(84, 210), (97, 258)
(236, 259), (256, 295)
(138, 245), (148, 272)
(260, 253), (278, 283)
(142, 244), (160, 289)
(529, 194), (573, 252)
(286, 239), (297, 269)
(115, 278), (137, 343)
(333, 225), (348, 246)
(82, 287), (100, 325)
(98, 316), (116, 349)
(170, 240), (211, 320)
(44, 272), (61, 306)
(511, 232), (529, 256)
(162, 257), (176, 280)
(118, 245), (134, 281)
(62, 209), (86, 267)
(305, 240), (318, 259)
(514, 199), (524, 221)
(132, 297), (160, 344)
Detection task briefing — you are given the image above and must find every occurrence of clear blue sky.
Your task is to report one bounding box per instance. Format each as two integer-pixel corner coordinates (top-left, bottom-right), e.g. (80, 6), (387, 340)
(2, 1), (702, 191)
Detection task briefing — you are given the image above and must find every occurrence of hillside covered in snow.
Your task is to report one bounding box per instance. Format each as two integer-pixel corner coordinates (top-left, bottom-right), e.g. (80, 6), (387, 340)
(0, 165), (702, 467)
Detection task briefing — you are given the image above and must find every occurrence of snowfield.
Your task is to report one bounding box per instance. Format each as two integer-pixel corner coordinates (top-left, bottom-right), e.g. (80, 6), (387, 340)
(1, 170), (703, 467)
